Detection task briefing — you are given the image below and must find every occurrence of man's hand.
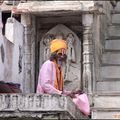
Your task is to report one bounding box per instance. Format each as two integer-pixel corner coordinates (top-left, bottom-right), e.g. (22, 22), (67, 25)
(62, 90), (84, 98)
(62, 91), (75, 98)
(72, 90), (84, 95)
(67, 93), (76, 98)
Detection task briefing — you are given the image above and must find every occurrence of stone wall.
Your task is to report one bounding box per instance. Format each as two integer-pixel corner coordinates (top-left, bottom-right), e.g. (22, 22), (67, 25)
(92, 1), (114, 90)
(99, 1), (113, 47)
(94, 1), (114, 63)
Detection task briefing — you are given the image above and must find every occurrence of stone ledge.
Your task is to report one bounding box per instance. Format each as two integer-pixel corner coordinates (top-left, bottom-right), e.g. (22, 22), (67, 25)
(16, 1), (104, 15)
(0, 94), (87, 119)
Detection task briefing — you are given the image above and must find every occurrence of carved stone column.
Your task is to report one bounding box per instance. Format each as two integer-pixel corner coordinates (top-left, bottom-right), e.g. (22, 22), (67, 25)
(82, 14), (93, 96)
(21, 14), (32, 93)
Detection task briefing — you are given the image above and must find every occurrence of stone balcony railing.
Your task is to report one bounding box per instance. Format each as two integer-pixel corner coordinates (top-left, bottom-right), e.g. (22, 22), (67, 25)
(0, 94), (88, 119)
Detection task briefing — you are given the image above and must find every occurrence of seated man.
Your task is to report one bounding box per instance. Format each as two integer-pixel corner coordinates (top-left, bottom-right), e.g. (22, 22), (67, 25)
(36, 39), (69, 95)
(36, 39), (90, 116)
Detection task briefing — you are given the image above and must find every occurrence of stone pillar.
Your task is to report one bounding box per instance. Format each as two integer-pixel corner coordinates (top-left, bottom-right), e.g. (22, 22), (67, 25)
(30, 15), (36, 93)
(21, 14), (32, 93)
(82, 14), (93, 96)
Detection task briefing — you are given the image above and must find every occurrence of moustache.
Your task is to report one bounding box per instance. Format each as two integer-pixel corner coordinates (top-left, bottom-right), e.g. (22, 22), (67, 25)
(58, 54), (67, 61)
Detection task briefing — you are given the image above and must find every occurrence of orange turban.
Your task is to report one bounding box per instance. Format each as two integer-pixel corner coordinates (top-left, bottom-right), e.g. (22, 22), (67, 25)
(50, 39), (67, 53)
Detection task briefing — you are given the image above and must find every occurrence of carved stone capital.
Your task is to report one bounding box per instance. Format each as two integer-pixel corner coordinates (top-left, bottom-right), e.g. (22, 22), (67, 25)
(82, 14), (93, 27)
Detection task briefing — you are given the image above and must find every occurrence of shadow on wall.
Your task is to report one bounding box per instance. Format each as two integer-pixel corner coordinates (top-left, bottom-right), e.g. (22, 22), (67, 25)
(0, 44), (5, 63)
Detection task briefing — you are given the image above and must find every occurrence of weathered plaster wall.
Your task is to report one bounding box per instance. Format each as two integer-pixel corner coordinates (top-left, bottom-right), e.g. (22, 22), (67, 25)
(0, 11), (4, 80)
(0, 14), (38, 93)
(0, 17), (24, 91)
(0, 36), (6, 80)
(0, 36), (13, 81)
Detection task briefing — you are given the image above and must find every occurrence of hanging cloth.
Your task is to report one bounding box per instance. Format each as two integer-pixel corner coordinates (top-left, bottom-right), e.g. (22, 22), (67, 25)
(54, 61), (64, 91)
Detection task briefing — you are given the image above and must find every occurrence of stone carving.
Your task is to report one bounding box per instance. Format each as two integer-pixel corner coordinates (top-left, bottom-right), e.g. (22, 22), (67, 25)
(55, 32), (64, 40)
(65, 33), (76, 81)
(66, 33), (76, 62)
(43, 34), (55, 61)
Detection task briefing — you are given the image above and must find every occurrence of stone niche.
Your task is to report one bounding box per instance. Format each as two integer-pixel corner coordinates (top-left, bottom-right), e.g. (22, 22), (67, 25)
(39, 24), (82, 91)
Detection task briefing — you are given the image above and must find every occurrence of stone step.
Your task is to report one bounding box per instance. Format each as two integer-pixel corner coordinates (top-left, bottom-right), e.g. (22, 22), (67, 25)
(102, 64), (120, 66)
(96, 80), (120, 92)
(100, 66), (120, 78)
(97, 78), (120, 82)
(106, 36), (120, 40)
(104, 49), (120, 52)
(92, 94), (120, 119)
(92, 92), (120, 118)
(92, 109), (120, 119)
(108, 25), (120, 37)
(102, 52), (120, 64)
(94, 91), (120, 96)
(93, 95), (120, 108)
(105, 40), (120, 50)
(112, 13), (120, 24)
(111, 11), (120, 14)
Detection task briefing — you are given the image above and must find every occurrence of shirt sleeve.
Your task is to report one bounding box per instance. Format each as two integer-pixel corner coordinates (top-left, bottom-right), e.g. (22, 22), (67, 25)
(40, 61), (62, 95)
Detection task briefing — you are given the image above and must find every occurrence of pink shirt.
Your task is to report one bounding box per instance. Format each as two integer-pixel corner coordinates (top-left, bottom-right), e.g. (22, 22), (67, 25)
(36, 60), (62, 94)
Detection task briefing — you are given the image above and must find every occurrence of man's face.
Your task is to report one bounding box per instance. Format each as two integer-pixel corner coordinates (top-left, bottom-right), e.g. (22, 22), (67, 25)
(57, 49), (67, 62)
